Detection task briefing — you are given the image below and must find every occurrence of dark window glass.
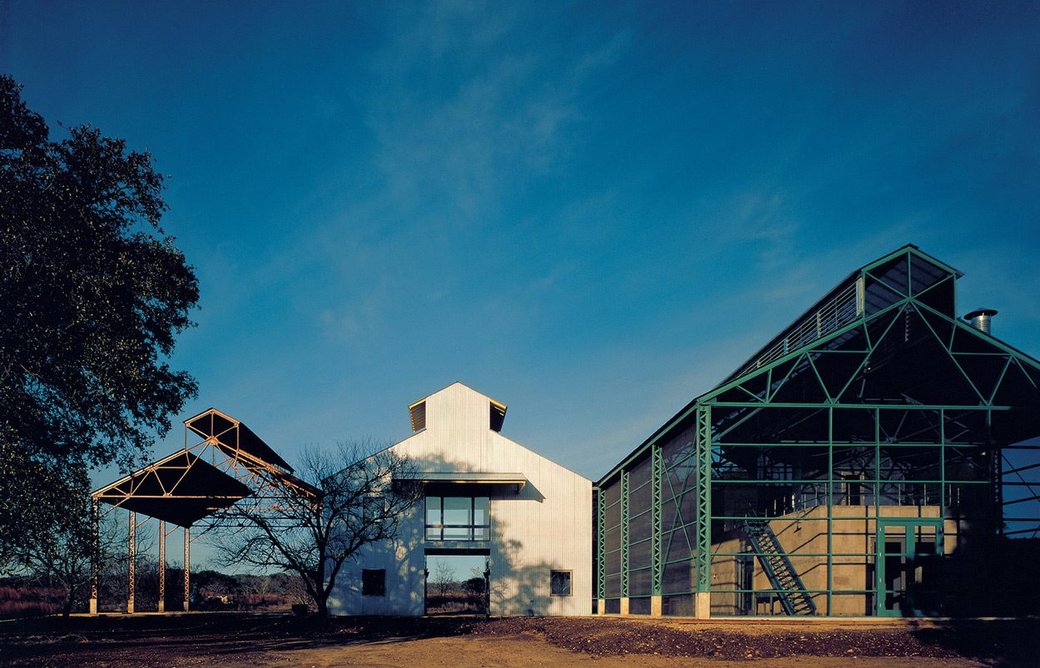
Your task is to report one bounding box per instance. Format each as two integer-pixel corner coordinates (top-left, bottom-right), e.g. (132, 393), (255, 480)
(550, 570), (571, 597)
(362, 569), (385, 597)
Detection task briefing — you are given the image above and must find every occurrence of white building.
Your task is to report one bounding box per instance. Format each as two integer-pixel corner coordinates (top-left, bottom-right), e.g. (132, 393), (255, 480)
(329, 382), (592, 616)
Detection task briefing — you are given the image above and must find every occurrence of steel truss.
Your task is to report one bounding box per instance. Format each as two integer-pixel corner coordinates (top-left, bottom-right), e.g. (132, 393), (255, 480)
(90, 409), (318, 614)
(596, 246), (1040, 617)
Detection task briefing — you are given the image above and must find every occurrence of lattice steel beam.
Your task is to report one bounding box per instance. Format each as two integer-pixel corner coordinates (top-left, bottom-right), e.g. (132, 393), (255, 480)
(620, 470), (629, 599)
(651, 444), (663, 596)
(695, 406), (712, 594)
(596, 488), (605, 600)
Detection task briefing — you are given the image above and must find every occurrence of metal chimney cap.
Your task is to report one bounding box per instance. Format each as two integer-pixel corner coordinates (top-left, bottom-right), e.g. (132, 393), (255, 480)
(964, 307), (998, 320)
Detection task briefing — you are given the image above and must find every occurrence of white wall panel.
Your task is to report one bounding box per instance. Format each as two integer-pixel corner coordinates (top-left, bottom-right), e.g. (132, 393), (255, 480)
(329, 383), (592, 616)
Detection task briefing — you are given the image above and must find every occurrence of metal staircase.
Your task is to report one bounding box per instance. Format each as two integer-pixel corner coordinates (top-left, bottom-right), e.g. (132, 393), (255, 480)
(742, 518), (817, 615)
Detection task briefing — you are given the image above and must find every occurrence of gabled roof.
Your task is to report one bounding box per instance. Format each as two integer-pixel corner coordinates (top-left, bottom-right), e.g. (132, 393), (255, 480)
(185, 407), (293, 472)
(406, 381), (508, 433)
(721, 244), (961, 385)
(596, 245), (1040, 487)
(92, 408), (315, 527)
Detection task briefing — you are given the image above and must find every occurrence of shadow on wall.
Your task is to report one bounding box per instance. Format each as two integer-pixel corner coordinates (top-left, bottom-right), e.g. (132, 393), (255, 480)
(364, 452), (565, 616)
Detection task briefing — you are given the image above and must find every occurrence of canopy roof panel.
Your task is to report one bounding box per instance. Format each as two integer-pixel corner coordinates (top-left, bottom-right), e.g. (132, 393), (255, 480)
(93, 450), (252, 527)
(185, 408), (293, 472)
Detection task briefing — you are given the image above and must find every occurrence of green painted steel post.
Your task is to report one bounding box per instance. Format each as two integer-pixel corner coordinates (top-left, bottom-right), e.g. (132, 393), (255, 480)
(620, 470), (629, 600)
(596, 488), (605, 601)
(651, 443), (663, 597)
(695, 405), (712, 596)
(826, 406), (833, 616)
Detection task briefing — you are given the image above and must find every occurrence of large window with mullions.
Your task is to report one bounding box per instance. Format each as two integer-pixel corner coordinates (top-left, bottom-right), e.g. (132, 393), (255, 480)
(425, 495), (490, 541)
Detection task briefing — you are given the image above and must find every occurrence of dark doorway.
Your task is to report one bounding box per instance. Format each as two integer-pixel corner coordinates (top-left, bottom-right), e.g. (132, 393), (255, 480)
(876, 519), (943, 616)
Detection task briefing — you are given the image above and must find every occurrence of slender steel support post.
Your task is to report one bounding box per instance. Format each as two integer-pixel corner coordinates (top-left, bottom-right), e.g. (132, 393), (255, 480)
(651, 443), (663, 616)
(183, 526), (190, 612)
(695, 405), (712, 619)
(596, 488), (605, 610)
(619, 470), (629, 604)
(127, 511), (136, 614)
(158, 520), (166, 613)
(826, 407), (833, 616)
(89, 497), (99, 615)
(650, 444), (663, 593)
(988, 409), (1003, 537)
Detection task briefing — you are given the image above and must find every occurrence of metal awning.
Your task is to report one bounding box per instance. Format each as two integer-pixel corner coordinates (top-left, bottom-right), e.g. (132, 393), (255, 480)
(396, 471), (527, 492)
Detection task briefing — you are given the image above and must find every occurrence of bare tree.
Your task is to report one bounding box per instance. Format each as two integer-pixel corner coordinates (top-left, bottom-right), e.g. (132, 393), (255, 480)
(432, 559), (456, 598)
(214, 442), (421, 618)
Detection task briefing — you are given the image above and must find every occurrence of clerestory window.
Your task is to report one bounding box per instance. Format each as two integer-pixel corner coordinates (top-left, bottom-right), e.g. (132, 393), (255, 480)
(425, 495), (490, 541)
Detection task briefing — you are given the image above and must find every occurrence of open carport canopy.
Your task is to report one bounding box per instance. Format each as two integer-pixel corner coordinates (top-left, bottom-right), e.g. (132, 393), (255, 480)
(92, 448), (253, 528)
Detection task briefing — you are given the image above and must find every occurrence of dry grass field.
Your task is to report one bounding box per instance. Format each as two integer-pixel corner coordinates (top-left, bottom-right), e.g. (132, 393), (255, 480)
(0, 613), (1035, 667)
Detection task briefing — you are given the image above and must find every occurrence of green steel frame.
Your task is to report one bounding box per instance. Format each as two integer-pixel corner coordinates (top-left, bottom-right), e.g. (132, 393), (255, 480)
(596, 488), (605, 600)
(619, 470), (629, 599)
(596, 246), (1040, 617)
(695, 406), (712, 595)
(651, 444), (663, 596)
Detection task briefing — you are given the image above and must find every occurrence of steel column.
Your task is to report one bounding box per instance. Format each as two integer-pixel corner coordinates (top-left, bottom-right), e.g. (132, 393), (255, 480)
(619, 470), (629, 599)
(695, 405), (712, 594)
(183, 526), (190, 612)
(651, 443), (663, 596)
(158, 520), (166, 613)
(596, 489), (605, 602)
(127, 511), (136, 614)
(89, 497), (99, 615)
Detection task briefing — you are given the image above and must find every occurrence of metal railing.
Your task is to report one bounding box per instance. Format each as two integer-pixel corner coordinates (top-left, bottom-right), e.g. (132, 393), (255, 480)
(735, 280), (861, 380)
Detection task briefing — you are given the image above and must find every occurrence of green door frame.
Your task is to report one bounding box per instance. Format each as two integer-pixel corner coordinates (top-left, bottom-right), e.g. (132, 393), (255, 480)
(875, 517), (943, 617)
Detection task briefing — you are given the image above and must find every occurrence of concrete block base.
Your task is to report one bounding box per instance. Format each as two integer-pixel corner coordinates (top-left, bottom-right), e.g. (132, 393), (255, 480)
(651, 595), (662, 616)
(694, 592), (710, 619)
(89, 598), (97, 615)
(597, 598), (605, 615)
(619, 597), (629, 615)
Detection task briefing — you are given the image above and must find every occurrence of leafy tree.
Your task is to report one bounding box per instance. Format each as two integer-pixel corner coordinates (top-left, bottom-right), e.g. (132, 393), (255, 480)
(0, 74), (199, 564)
(214, 443), (422, 618)
(11, 469), (120, 616)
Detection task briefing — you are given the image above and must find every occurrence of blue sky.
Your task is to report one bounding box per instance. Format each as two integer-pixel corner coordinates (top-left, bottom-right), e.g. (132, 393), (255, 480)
(4, 0), (1040, 486)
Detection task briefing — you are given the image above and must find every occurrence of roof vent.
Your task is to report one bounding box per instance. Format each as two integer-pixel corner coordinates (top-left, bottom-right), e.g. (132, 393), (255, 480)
(409, 400), (426, 432)
(963, 307), (998, 335)
(489, 400), (507, 432)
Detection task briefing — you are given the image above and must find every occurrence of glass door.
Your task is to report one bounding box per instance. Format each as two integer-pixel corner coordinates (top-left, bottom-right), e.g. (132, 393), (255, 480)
(875, 518), (943, 617)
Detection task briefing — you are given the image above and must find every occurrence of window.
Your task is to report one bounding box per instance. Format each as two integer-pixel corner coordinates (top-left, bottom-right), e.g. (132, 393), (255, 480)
(362, 569), (385, 596)
(425, 496), (490, 541)
(550, 570), (571, 597)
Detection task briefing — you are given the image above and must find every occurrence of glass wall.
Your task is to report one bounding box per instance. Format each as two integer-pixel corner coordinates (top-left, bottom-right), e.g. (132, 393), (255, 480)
(425, 496), (490, 541)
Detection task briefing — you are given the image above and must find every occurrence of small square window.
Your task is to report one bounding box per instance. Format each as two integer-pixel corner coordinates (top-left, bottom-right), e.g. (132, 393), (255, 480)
(550, 570), (571, 597)
(362, 568), (386, 596)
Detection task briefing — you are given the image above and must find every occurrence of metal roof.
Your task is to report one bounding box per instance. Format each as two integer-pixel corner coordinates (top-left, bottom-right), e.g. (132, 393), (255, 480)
(92, 450), (252, 527)
(92, 408), (315, 527)
(595, 244), (1040, 488)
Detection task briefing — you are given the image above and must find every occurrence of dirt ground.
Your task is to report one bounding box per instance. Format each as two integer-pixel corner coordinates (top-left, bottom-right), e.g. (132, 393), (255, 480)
(0, 613), (1036, 667)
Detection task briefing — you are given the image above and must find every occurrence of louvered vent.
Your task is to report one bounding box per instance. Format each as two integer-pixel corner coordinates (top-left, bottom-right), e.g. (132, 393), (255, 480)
(409, 400), (426, 432)
(489, 400), (506, 432)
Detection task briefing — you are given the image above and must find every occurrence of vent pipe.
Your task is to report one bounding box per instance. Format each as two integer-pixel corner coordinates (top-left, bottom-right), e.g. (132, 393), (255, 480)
(963, 307), (998, 335)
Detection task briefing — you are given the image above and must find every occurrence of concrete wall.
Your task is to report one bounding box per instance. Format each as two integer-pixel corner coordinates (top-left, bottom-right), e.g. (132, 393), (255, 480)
(708, 504), (961, 616)
(329, 382), (593, 616)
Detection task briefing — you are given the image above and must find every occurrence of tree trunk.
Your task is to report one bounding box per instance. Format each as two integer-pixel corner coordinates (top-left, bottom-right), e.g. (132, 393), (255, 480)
(316, 595), (329, 619)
